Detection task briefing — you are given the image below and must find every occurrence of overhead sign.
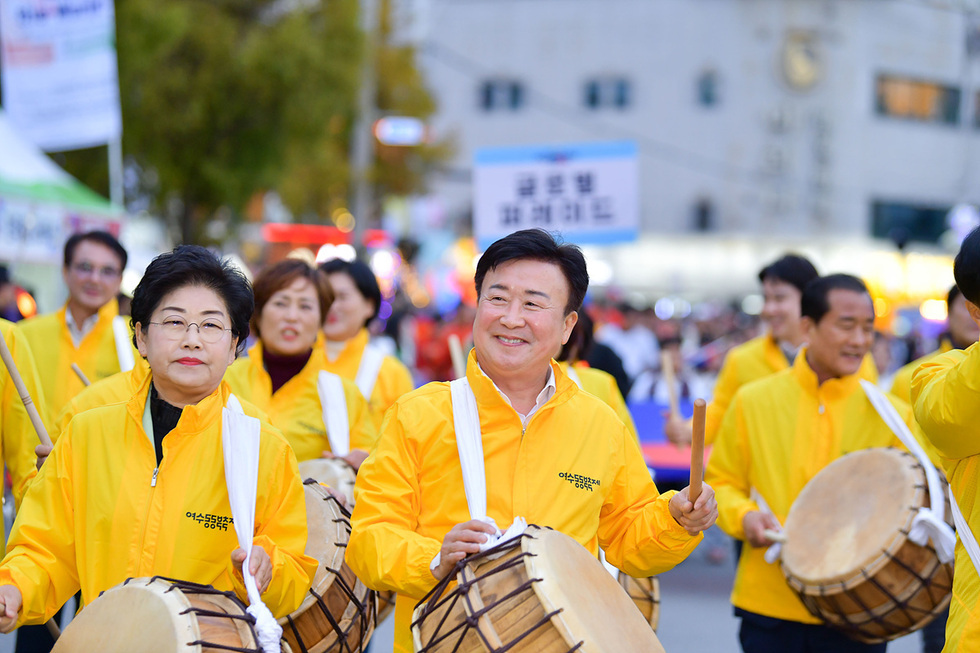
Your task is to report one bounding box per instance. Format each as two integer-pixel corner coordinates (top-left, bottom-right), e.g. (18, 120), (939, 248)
(0, 0), (122, 151)
(374, 116), (426, 146)
(473, 141), (639, 249)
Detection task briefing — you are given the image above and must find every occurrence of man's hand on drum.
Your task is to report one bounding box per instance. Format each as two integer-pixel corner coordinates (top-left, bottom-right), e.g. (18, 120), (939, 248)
(231, 545), (272, 593)
(662, 414), (693, 446)
(668, 483), (718, 536)
(0, 585), (21, 633)
(432, 520), (498, 580)
(321, 448), (369, 472)
(742, 510), (781, 548)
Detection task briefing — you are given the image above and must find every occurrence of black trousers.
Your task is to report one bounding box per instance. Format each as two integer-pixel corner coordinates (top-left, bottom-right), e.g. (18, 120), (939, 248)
(736, 608), (888, 653)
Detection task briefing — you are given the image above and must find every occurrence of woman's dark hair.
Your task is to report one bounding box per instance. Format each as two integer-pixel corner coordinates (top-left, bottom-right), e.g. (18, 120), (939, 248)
(130, 245), (253, 356)
(558, 309), (595, 362)
(319, 258), (381, 326)
(475, 229), (588, 315)
(252, 259), (333, 338)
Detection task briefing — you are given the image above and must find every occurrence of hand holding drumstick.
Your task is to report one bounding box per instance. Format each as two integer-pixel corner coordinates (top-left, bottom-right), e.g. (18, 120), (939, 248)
(668, 399), (717, 535)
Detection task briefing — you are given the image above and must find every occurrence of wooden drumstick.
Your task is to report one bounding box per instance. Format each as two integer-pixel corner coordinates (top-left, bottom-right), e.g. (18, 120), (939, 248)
(448, 334), (466, 379)
(763, 529), (787, 544)
(0, 331), (52, 448)
(662, 353), (681, 421)
(689, 398), (706, 503)
(71, 363), (92, 387)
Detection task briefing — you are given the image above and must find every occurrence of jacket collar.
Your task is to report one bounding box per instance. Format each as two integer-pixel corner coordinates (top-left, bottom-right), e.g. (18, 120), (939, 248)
(127, 371), (230, 437)
(790, 346), (862, 403)
(464, 349), (577, 413)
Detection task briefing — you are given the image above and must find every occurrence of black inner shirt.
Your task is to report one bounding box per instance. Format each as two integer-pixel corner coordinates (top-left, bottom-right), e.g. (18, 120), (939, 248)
(149, 383), (183, 465)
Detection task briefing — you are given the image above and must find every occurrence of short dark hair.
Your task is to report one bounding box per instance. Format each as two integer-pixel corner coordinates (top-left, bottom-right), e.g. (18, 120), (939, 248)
(557, 308), (595, 362)
(475, 229), (588, 315)
(130, 245), (253, 356)
(319, 258), (381, 326)
(64, 230), (127, 271)
(947, 284), (962, 311)
(801, 274), (870, 324)
(758, 254), (819, 294)
(953, 227), (980, 306)
(252, 259), (333, 338)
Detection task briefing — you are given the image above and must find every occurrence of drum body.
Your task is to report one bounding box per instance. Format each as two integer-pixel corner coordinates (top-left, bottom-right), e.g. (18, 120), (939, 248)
(412, 525), (665, 653)
(279, 480), (376, 653)
(617, 573), (660, 632)
(780, 448), (953, 643)
(51, 576), (274, 653)
(299, 458), (357, 508)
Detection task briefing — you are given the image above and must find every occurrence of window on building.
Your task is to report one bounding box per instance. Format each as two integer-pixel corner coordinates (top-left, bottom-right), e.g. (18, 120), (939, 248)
(584, 77), (631, 110)
(697, 70), (719, 107)
(693, 198), (715, 231)
(871, 200), (950, 246)
(479, 80), (524, 111)
(875, 75), (960, 125)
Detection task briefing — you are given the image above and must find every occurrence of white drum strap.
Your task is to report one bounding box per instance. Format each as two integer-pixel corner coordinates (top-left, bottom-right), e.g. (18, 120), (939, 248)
(316, 370), (350, 456)
(750, 488), (784, 564)
(860, 380), (956, 563)
(112, 315), (135, 372)
(222, 394), (282, 653)
(429, 378), (527, 571)
(949, 492), (980, 576)
(566, 365), (582, 388)
(354, 345), (385, 401)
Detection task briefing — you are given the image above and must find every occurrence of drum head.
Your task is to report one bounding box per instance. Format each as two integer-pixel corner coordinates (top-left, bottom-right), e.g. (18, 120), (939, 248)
(782, 448), (922, 585)
(525, 528), (666, 653)
(298, 458), (356, 507)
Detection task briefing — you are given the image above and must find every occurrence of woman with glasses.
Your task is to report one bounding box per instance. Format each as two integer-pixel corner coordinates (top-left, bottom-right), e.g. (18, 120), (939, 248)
(319, 258), (414, 429)
(224, 259), (377, 471)
(0, 245), (317, 633)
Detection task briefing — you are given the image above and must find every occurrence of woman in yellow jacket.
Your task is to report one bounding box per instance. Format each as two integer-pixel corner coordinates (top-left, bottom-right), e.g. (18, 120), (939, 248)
(0, 245), (317, 632)
(319, 258), (414, 429)
(224, 259), (377, 468)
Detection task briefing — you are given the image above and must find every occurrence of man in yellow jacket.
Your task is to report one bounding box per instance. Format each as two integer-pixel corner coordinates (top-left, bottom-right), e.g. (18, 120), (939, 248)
(707, 274), (924, 652)
(347, 229), (717, 653)
(0, 245), (316, 632)
(911, 225), (980, 653)
(19, 231), (139, 426)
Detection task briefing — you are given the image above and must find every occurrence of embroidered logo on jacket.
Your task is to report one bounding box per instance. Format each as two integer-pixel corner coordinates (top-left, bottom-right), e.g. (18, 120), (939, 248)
(559, 472), (601, 492)
(186, 512), (234, 531)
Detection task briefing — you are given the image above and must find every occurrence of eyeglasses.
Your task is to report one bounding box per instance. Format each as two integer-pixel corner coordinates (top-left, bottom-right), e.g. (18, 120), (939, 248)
(71, 262), (121, 279)
(148, 317), (232, 344)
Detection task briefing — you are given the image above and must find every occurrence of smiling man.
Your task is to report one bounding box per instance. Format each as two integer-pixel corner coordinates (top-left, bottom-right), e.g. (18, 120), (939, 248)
(706, 274), (929, 653)
(347, 229), (717, 653)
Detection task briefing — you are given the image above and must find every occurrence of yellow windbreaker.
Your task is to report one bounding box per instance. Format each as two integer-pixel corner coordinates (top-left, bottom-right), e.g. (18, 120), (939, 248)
(323, 328), (414, 429)
(52, 364), (149, 442)
(0, 319), (44, 542)
(224, 342), (378, 462)
(706, 349), (921, 623)
(558, 360), (639, 442)
(707, 334), (878, 445)
(348, 350), (702, 652)
(0, 374), (317, 626)
(889, 339), (953, 404)
(912, 343), (980, 652)
(19, 300), (140, 425)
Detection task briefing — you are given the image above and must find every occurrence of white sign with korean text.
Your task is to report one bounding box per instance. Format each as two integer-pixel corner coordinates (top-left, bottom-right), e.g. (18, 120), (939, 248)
(0, 0), (122, 151)
(473, 141), (638, 249)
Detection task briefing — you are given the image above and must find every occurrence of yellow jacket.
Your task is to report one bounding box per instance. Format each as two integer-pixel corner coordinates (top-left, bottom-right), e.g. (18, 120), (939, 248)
(323, 329), (414, 429)
(706, 349), (920, 623)
(52, 364), (150, 442)
(707, 334), (878, 445)
(0, 374), (317, 626)
(559, 360), (638, 442)
(224, 342), (378, 462)
(0, 320), (44, 540)
(348, 350), (701, 652)
(889, 339), (953, 404)
(912, 343), (980, 652)
(19, 300), (140, 425)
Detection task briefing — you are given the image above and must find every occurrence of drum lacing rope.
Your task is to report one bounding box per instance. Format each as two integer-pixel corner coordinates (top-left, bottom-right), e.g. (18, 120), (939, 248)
(302, 566), (373, 653)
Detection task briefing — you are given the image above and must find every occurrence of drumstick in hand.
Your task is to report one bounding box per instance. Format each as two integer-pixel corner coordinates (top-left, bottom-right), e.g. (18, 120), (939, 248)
(0, 332), (52, 448)
(689, 398), (706, 503)
(71, 363), (91, 387)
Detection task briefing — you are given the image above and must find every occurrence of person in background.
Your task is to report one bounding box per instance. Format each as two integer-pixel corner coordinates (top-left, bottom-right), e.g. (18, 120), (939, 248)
(224, 258), (377, 469)
(19, 231), (140, 427)
(595, 301), (660, 390)
(319, 258), (414, 429)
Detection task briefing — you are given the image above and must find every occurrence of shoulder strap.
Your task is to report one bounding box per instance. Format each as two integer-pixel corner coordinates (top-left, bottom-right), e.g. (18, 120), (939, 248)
(112, 315), (135, 372)
(860, 380), (956, 562)
(355, 344), (385, 400)
(222, 394), (281, 653)
(949, 492), (980, 575)
(317, 370), (350, 456)
(565, 365), (582, 388)
(449, 377), (485, 520)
